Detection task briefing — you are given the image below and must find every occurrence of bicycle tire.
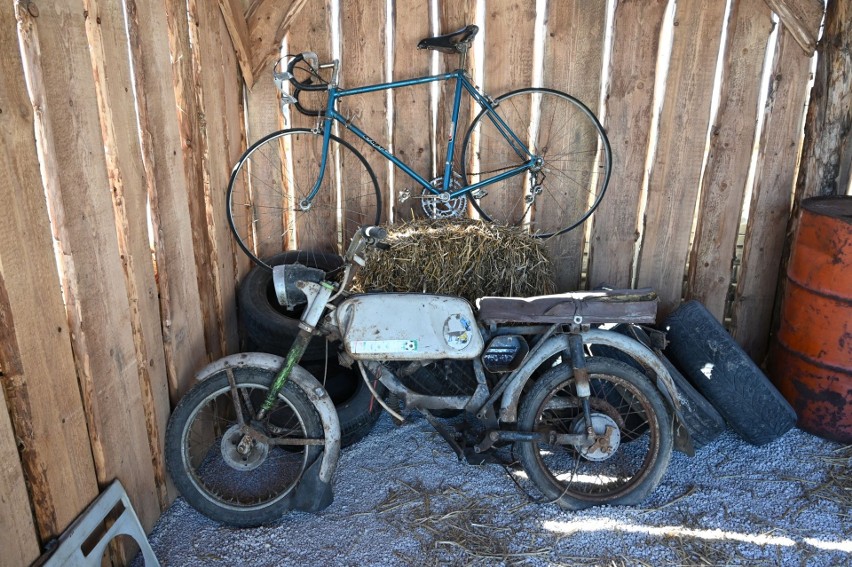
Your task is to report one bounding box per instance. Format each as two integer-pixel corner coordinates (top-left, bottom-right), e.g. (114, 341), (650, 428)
(516, 358), (672, 509)
(227, 128), (382, 270)
(165, 365), (325, 527)
(461, 88), (611, 238)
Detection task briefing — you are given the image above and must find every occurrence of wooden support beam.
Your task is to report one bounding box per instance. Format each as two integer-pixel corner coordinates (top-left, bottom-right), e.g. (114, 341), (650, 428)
(218, 0), (254, 86)
(795, 0), (851, 199)
(247, 0), (308, 85)
(764, 0), (824, 55)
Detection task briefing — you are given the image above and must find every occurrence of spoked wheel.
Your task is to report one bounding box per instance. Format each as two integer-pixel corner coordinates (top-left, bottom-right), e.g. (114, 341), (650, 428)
(461, 88), (611, 238)
(516, 358), (672, 509)
(227, 128), (381, 270)
(165, 365), (325, 526)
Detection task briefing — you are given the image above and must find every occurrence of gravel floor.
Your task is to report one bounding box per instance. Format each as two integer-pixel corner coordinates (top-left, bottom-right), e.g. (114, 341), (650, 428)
(138, 413), (851, 566)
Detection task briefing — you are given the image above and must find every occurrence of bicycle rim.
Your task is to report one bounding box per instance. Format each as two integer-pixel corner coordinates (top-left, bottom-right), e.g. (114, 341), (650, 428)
(462, 88), (611, 238)
(227, 128), (381, 270)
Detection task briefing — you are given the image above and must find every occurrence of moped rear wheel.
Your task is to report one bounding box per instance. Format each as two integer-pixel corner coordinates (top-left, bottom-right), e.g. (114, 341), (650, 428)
(165, 366), (324, 526)
(516, 358), (672, 509)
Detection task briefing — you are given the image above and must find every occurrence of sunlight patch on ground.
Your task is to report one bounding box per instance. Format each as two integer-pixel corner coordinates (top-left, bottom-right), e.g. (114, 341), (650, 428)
(543, 517), (798, 547)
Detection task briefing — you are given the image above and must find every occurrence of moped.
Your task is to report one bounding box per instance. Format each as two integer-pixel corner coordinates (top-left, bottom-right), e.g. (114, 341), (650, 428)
(165, 227), (689, 527)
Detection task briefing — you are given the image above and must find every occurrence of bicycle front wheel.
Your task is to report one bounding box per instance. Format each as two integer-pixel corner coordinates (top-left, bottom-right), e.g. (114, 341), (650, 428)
(227, 128), (381, 270)
(461, 88), (611, 238)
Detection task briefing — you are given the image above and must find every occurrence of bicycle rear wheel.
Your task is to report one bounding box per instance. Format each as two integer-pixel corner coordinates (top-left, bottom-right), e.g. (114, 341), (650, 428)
(227, 128), (381, 270)
(461, 88), (610, 238)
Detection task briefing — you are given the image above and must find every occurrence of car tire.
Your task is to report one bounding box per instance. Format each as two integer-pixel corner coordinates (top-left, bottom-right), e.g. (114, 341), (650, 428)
(663, 301), (796, 446)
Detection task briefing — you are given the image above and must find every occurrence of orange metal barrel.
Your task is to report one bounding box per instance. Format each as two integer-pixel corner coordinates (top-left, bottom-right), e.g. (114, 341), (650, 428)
(768, 195), (852, 443)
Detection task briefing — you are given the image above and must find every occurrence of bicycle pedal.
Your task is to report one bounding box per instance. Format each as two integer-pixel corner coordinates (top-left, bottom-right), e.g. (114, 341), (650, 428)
(470, 188), (487, 199)
(398, 188), (411, 203)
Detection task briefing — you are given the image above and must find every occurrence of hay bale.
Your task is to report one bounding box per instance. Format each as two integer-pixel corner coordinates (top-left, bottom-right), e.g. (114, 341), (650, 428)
(354, 219), (555, 302)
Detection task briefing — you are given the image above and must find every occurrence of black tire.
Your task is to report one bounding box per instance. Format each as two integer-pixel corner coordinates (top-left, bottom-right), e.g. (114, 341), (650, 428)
(516, 358), (673, 509)
(165, 365), (324, 527)
(238, 251), (343, 363)
(461, 88), (611, 238)
(663, 300), (796, 446)
(227, 128), (381, 269)
(301, 358), (384, 447)
(589, 324), (726, 449)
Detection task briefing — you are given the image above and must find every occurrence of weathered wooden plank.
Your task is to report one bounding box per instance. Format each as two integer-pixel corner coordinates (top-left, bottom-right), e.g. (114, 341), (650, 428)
(243, 64), (287, 260)
(84, 0), (171, 512)
(18, 0), (162, 534)
(635, 0), (727, 316)
(686, 0), (774, 320)
(125, 0), (209, 400)
(764, 0), (824, 55)
(536, 1), (607, 291)
(5, 3), (100, 543)
(730, 27), (811, 359)
(288, 2), (337, 252)
(340, 0), (390, 239)
(794, 0), (851, 200)
(164, 0), (223, 360)
(218, 0), (254, 86)
(193, 0), (241, 355)
(247, 0), (309, 81)
(0, 380), (39, 566)
(474, 1), (537, 237)
(588, 0), (667, 290)
(220, 9), (252, 282)
(391, 0), (434, 222)
(437, 1), (477, 186)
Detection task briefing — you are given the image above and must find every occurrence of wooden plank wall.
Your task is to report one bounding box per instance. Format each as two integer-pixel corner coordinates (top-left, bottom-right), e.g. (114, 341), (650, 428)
(0, 0), (833, 564)
(1, 0), (243, 564)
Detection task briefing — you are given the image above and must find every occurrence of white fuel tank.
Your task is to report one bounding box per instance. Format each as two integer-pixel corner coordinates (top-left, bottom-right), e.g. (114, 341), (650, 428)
(334, 294), (484, 360)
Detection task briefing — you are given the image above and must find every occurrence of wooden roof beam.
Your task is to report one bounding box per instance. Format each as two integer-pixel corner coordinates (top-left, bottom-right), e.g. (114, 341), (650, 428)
(218, 0), (254, 86)
(764, 0), (824, 55)
(246, 0), (308, 86)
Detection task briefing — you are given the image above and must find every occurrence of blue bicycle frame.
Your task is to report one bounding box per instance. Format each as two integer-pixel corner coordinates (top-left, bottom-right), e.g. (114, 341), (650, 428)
(301, 69), (539, 206)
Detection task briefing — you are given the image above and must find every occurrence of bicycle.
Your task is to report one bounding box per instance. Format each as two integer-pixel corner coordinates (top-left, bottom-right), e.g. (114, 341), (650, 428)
(227, 25), (612, 270)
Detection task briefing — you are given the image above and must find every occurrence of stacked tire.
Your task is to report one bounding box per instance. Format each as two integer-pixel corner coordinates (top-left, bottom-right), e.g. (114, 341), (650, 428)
(238, 252), (383, 447)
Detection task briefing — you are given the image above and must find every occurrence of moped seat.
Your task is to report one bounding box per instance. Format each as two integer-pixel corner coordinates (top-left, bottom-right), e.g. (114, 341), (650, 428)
(417, 25), (479, 53)
(476, 288), (658, 325)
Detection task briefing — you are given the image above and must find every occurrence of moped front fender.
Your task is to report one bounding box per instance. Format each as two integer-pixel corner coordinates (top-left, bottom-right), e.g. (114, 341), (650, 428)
(194, 352), (341, 511)
(498, 330), (681, 423)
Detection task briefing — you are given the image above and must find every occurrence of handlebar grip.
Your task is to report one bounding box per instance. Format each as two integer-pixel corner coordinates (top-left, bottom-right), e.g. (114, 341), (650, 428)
(286, 53), (327, 92)
(362, 226), (387, 240)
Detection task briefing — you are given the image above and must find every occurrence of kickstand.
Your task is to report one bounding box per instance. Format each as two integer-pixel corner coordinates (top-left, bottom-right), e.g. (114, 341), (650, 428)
(420, 409), (466, 462)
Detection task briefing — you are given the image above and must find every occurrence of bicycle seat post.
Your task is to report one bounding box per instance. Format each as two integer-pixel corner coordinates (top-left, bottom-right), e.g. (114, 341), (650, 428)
(457, 42), (470, 72)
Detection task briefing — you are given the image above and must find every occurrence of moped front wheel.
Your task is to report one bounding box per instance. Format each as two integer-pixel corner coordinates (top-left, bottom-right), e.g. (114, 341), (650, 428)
(516, 358), (672, 509)
(165, 366), (324, 526)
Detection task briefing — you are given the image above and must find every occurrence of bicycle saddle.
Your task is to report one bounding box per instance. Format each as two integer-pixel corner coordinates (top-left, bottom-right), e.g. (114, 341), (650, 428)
(417, 25), (479, 53)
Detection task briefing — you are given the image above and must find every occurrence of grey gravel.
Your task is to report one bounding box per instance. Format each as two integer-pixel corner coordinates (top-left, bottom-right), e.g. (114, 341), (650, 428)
(138, 413), (851, 566)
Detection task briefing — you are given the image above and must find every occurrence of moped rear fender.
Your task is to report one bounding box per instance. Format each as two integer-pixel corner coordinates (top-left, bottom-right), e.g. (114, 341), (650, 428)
(499, 330), (682, 423)
(194, 352), (341, 511)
